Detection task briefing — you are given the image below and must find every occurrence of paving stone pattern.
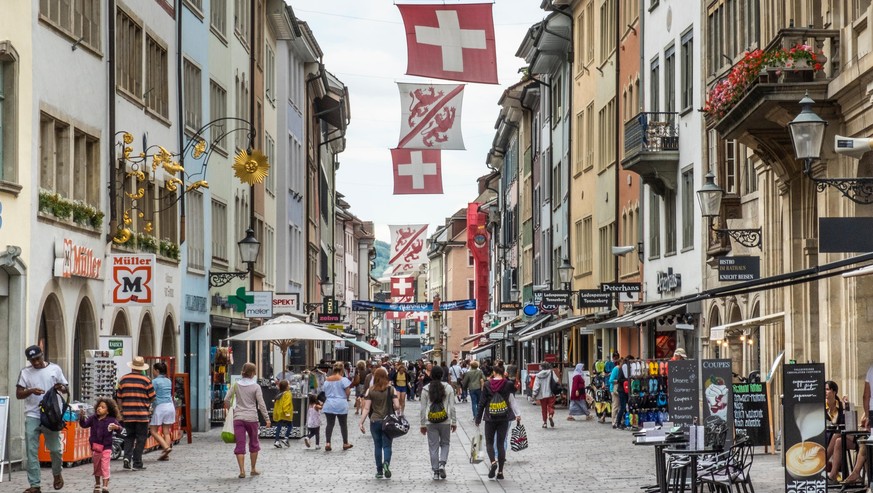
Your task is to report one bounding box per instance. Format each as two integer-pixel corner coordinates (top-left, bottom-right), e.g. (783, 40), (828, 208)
(4, 398), (787, 492)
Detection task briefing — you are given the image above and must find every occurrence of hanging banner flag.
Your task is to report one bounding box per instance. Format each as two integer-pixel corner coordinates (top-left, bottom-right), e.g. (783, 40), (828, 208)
(352, 299), (476, 312)
(391, 149), (444, 194)
(397, 83), (465, 150)
(397, 3), (498, 84)
(391, 276), (417, 298)
(389, 224), (429, 269)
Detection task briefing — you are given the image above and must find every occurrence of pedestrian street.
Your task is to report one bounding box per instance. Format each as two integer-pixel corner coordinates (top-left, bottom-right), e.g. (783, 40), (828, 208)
(2, 397), (789, 493)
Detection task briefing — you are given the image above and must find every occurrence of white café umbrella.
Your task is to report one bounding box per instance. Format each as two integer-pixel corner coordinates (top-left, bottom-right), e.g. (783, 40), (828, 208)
(227, 315), (343, 373)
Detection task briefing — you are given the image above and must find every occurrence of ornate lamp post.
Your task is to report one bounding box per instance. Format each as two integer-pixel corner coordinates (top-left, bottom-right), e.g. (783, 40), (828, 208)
(697, 172), (762, 249)
(208, 228), (261, 288)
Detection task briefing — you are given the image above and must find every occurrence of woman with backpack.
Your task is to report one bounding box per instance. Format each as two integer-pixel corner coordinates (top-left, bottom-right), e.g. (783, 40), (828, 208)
(475, 366), (521, 480)
(419, 366), (456, 480)
(358, 367), (400, 479)
(532, 362), (559, 428)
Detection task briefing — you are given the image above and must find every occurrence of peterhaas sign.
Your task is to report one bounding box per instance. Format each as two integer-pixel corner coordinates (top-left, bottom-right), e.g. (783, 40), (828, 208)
(600, 282), (641, 302)
(110, 254), (154, 305)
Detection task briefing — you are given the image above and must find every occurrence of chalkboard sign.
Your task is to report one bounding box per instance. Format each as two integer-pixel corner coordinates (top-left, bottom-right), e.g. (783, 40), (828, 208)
(702, 359), (733, 449)
(732, 382), (772, 448)
(783, 363), (826, 493)
(668, 360), (699, 430)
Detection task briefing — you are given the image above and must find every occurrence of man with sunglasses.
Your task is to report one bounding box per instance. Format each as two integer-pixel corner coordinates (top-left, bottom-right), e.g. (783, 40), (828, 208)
(16, 345), (68, 493)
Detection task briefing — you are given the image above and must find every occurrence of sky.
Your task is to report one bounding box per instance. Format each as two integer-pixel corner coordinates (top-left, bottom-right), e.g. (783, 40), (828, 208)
(290, 0), (547, 243)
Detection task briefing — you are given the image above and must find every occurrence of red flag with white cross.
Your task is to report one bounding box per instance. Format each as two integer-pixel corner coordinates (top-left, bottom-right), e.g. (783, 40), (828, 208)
(391, 148), (444, 195)
(397, 3), (498, 84)
(391, 276), (416, 298)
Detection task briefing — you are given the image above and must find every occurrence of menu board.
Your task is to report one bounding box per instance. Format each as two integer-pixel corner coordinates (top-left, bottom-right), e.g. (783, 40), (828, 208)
(668, 360), (699, 430)
(783, 363), (826, 493)
(732, 382), (772, 448)
(702, 359), (733, 449)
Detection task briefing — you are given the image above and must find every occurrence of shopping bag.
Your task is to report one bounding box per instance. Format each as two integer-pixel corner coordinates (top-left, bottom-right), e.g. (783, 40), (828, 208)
(381, 413), (410, 438)
(510, 423), (528, 452)
(470, 428), (484, 463)
(221, 407), (236, 443)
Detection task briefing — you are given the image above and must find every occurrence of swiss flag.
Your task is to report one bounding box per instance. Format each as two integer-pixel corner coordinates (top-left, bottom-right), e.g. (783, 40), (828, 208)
(397, 3), (498, 84)
(391, 149), (443, 195)
(391, 276), (416, 298)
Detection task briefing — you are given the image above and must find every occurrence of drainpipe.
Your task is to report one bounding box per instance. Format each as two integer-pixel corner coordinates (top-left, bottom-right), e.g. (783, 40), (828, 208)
(249, 0), (256, 292)
(614, 0), (621, 287)
(107, 0), (116, 236)
(176, 1), (185, 244)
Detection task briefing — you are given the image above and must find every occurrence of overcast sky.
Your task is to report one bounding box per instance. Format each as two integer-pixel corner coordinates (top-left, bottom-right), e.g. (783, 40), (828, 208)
(290, 1), (546, 243)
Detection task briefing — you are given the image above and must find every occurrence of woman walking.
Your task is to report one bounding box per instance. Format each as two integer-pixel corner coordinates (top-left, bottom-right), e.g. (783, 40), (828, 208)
(149, 362), (175, 460)
(420, 366), (457, 480)
(567, 363), (592, 421)
(532, 362), (558, 428)
(358, 368), (401, 479)
(475, 366), (521, 480)
(353, 361), (369, 415)
(224, 362), (270, 478)
(462, 360), (484, 417)
(391, 364), (409, 414)
(322, 362), (353, 451)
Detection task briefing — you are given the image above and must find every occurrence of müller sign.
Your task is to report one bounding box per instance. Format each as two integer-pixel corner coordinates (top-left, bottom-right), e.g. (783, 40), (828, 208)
(54, 238), (102, 279)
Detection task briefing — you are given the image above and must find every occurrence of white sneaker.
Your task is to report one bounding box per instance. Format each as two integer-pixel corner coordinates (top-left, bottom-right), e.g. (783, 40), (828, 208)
(314, 445), (321, 450)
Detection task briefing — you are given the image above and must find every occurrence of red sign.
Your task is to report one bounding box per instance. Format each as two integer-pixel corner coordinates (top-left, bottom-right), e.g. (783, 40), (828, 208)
(390, 275), (416, 298)
(391, 149), (444, 194)
(397, 3), (498, 84)
(544, 353), (557, 363)
(369, 339), (379, 348)
(54, 238), (102, 279)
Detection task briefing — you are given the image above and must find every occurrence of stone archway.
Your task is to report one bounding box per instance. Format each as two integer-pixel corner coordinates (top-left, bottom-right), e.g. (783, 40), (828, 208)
(38, 293), (66, 369)
(138, 314), (155, 357)
(112, 310), (130, 335)
(72, 298), (98, 400)
(708, 307), (722, 359)
(160, 316), (176, 358)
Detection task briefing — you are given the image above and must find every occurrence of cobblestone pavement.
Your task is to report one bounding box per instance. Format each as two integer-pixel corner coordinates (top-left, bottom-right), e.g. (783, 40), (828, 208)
(2, 397), (788, 492)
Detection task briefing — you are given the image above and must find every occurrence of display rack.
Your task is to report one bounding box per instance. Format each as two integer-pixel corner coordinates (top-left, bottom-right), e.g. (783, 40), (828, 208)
(624, 359), (671, 429)
(210, 346), (231, 423)
(81, 355), (117, 402)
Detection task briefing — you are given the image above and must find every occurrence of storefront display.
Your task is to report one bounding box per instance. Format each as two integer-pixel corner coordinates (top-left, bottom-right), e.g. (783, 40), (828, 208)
(80, 352), (117, 402)
(210, 346), (232, 423)
(625, 358), (670, 428)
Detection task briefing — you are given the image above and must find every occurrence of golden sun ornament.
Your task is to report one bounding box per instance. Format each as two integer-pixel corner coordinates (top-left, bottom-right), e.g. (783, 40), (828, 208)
(232, 149), (270, 185)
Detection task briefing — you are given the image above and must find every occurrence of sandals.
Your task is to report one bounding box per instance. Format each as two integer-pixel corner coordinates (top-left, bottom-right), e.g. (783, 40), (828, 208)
(342, 443), (353, 450)
(238, 472), (245, 478)
(250, 470), (260, 476)
(53, 475), (64, 490)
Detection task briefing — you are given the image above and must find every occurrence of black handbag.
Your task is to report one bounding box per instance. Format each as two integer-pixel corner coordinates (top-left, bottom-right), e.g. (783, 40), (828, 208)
(380, 388), (409, 438)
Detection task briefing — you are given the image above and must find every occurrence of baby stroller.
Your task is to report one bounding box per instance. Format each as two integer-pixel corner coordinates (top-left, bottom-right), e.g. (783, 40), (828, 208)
(111, 427), (126, 460)
(591, 374), (611, 423)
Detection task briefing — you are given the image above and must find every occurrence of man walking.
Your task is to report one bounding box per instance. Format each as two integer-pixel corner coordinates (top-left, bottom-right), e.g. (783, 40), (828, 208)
(608, 354), (622, 428)
(116, 356), (155, 470)
(449, 359), (463, 402)
(16, 345), (68, 492)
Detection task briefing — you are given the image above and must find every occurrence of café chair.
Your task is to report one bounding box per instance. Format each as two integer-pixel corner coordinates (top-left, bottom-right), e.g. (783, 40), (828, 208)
(698, 436), (754, 493)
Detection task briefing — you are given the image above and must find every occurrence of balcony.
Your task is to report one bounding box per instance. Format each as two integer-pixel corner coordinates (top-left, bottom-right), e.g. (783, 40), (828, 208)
(622, 112), (680, 196)
(710, 28), (841, 159)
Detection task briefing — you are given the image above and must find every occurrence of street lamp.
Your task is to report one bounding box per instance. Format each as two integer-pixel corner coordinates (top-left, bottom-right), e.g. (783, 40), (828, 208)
(557, 257), (574, 290)
(697, 172), (762, 249)
(787, 95), (873, 204)
(208, 228), (261, 287)
(510, 285), (519, 302)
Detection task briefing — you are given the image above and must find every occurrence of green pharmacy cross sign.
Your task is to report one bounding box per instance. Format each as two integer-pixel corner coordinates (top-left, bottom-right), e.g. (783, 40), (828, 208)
(228, 287), (253, 312)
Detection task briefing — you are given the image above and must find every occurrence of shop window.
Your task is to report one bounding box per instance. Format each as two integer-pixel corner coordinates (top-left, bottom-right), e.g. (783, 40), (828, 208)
(116, 9), (143, 100)
(183, 59), (202, 133)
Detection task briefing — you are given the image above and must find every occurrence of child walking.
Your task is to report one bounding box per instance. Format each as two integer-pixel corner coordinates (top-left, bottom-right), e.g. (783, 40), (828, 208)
(304, 393), (322, 449)
(79, 398), (122, 493)
(273, 380), (294, 448)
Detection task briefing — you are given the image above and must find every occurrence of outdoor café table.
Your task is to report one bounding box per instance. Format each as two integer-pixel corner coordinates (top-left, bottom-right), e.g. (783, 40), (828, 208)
(634, 435), (687, 493)
(663, 444), (722, 493)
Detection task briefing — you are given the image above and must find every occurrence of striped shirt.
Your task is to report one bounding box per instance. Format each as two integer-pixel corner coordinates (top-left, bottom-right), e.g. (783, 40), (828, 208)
(117, 373), (155, 422)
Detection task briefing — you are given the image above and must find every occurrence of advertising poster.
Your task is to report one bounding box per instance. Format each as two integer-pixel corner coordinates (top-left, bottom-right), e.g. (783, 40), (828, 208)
(667, 360), (699, 430)
(701, 359), (733, 448)
(782, 363), (826, 493)
(733, 382), (773, 448)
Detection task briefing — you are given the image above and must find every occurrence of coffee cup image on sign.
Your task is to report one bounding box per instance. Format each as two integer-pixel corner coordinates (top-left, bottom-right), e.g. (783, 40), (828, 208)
(704, 376), (729, 420)
(786, 402), (827, 478)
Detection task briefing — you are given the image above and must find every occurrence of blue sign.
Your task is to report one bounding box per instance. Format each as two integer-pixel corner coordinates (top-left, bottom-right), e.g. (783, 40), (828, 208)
(351, 299), (476, 312)
(522, 304), (539, 316)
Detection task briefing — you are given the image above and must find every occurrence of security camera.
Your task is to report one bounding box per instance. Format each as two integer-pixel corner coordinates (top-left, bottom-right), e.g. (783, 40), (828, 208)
(835, 135), (873, 159)
(611, 245), (636, 256)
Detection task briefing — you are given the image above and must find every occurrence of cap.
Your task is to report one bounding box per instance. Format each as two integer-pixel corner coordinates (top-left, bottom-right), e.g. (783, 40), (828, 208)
(25, 345), (43, 360)
(673, 348), (688, 358)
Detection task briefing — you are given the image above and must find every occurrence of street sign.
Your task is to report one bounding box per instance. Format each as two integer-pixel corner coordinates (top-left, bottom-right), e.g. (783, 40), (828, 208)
(499, 301), (521, 310)
(578, 289), (612, 308)
(245, 291), (273, 318)
(522, 304), (539, 316)
(717, 256), (760, 282)
(317, 313), (342, 324)
(369, 339), (379, 347)
(534, 290), (573, 313)
(272, 293), (300, 314)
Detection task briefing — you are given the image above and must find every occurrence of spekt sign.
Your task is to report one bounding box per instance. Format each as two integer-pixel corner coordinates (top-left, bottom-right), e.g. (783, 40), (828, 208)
(110, 254), (155, 305)
(54, 238), (102, 279)
(273, 293), (300, 314)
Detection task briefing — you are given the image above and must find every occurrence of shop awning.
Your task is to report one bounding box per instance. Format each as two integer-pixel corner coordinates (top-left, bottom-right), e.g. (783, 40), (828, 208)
(710, 312), (784, 341)
(470, 341), (499, 355)
(586, 303), (686, 329)
(517, 315), (587, 343)
(461, 316), (521, 346)
(512, 315), (551, 337)
(343, 338), (384, 354)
